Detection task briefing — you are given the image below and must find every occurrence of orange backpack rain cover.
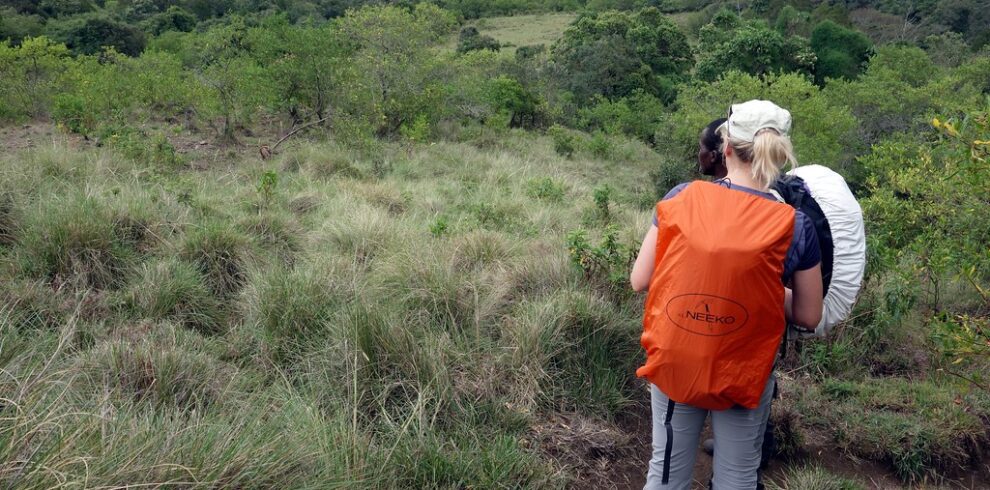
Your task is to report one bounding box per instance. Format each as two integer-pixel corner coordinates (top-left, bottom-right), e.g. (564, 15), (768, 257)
(637, 181), (795, 410)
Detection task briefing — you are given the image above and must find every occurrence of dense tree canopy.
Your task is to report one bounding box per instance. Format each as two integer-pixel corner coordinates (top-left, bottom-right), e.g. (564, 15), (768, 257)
(551, 7), (692, 104)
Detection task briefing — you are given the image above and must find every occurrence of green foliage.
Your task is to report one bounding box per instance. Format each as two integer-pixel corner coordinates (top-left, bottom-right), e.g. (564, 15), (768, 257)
(696, 20), (816, 82)
(257, 170), (278, 208)
(586, 130), (614, 159)
(860, 108), (990, 382)
(774, 5), (809, 36)
(577, 90), (664, 142)
(400, 113), (432, 143)
(144, 6), (198, 35)
(658, 71), (858, 179)
(552, 7), (692, 104)
(50, 15), (147, 56)
(592, 184), (612, 217)
(486, 75), (542, 129)
(810, 20), (872, 85)
(0, 7), (45, 44)
(457, 26), (500, 53)
(565, 224), (634, 299)
(526, 177), (566, 202)
(335, 4), (456, 136)
(0, 36), (72, 120)
(429, 215), (449, 237)
(549, 124), (576, 158)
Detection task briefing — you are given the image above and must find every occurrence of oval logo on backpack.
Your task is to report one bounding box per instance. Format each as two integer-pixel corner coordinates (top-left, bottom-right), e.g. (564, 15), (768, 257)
(664, 294), (749, 336)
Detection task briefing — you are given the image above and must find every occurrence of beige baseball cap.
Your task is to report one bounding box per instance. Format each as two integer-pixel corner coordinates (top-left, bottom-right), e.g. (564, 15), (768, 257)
(723, 99), (792, 143)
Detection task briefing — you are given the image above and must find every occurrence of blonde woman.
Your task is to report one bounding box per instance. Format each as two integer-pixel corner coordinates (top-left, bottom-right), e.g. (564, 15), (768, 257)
(631, 100), (823, 489)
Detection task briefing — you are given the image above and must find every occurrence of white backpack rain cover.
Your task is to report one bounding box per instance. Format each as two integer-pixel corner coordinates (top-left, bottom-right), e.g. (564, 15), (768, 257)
(787, 164), (866, 336)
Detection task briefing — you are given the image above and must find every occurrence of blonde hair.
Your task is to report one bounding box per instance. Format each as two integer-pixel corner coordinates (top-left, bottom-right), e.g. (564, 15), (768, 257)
(718, 127), (797, 190)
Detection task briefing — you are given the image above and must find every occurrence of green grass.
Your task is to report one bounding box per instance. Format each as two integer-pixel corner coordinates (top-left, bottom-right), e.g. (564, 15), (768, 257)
(767, 466), (866, 490)
(0, 123), (987, 487)
(0, 126), (651, 488)
(795, 378), (990, 483)
(463, 13), (577, 54)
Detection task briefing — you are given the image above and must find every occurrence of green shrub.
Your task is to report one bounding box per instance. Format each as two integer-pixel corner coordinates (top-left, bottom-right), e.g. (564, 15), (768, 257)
(549, 125), (576, 158)
(526, 177), (566, 202)
(586, 131), (614, 159)
(0, 36), (73, 120)
(429, 215), (449, 237)
(457, 26), (500, 53)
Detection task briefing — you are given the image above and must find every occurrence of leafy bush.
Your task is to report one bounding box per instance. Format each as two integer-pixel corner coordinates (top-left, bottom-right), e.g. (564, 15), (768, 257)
(551, 7), (692, 104)
(457, 26), (500, 53)
(549, 125), (576, 158)
(0, 36), (72, 120)
(50, 16), (146, 56)
(526, 177), (566, 202)
(696, 19), (816, 82)
(577, 90), (664, 143)
(811, 20), (873, 84)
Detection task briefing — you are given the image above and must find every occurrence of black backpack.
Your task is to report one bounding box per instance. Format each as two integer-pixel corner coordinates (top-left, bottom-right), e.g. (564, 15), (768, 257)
(772, 174), (833, 295)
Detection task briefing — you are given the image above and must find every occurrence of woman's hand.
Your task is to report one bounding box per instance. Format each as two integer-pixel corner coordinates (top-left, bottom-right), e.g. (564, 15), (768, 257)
(630, 224), (658, 292)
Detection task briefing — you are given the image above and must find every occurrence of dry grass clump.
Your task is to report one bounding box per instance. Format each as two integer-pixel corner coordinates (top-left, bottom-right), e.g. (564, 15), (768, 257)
(179, 221), (252, 299)
(17, 193), (135, 290)
(128, 258), (225, 333)
(73, 321), (240, 410)
(238, 210), (303, 266)
(766, 466), (866, 490)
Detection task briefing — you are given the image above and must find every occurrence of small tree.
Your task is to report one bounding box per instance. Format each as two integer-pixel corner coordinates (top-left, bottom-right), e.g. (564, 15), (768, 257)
(810, 20), (872, 85)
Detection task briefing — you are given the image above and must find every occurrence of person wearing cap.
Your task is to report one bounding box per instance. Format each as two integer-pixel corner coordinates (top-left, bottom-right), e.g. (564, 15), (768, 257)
(631, 100), (823, 489)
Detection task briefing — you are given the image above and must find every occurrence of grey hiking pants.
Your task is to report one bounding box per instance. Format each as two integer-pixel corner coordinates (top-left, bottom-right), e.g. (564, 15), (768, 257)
(644, 375), (775, 490)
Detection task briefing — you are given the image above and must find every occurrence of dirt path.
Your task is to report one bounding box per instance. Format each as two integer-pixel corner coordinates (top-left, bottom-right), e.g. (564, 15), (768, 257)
(555, 389), (990, 490)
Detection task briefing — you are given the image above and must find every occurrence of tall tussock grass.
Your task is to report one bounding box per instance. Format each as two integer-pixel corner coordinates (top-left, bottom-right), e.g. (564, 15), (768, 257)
(2, 132), (986, 488)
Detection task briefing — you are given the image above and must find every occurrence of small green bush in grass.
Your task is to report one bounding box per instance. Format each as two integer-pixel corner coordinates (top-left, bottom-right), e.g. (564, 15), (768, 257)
(549, 125), (576, 158)
(128, 258), (225, 334)
(586, 131), (614, 159)
(429, 215), (449, 237)
(526, 177), (566, 202)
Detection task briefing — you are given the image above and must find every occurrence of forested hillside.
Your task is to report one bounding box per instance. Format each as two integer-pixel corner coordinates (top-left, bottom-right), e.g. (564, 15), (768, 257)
(1, 0), (988, 488)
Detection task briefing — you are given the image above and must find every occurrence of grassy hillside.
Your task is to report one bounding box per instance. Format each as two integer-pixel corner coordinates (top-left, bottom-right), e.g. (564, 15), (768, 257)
(470, 13), (577, 53)
(1, 120), (987, 488)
